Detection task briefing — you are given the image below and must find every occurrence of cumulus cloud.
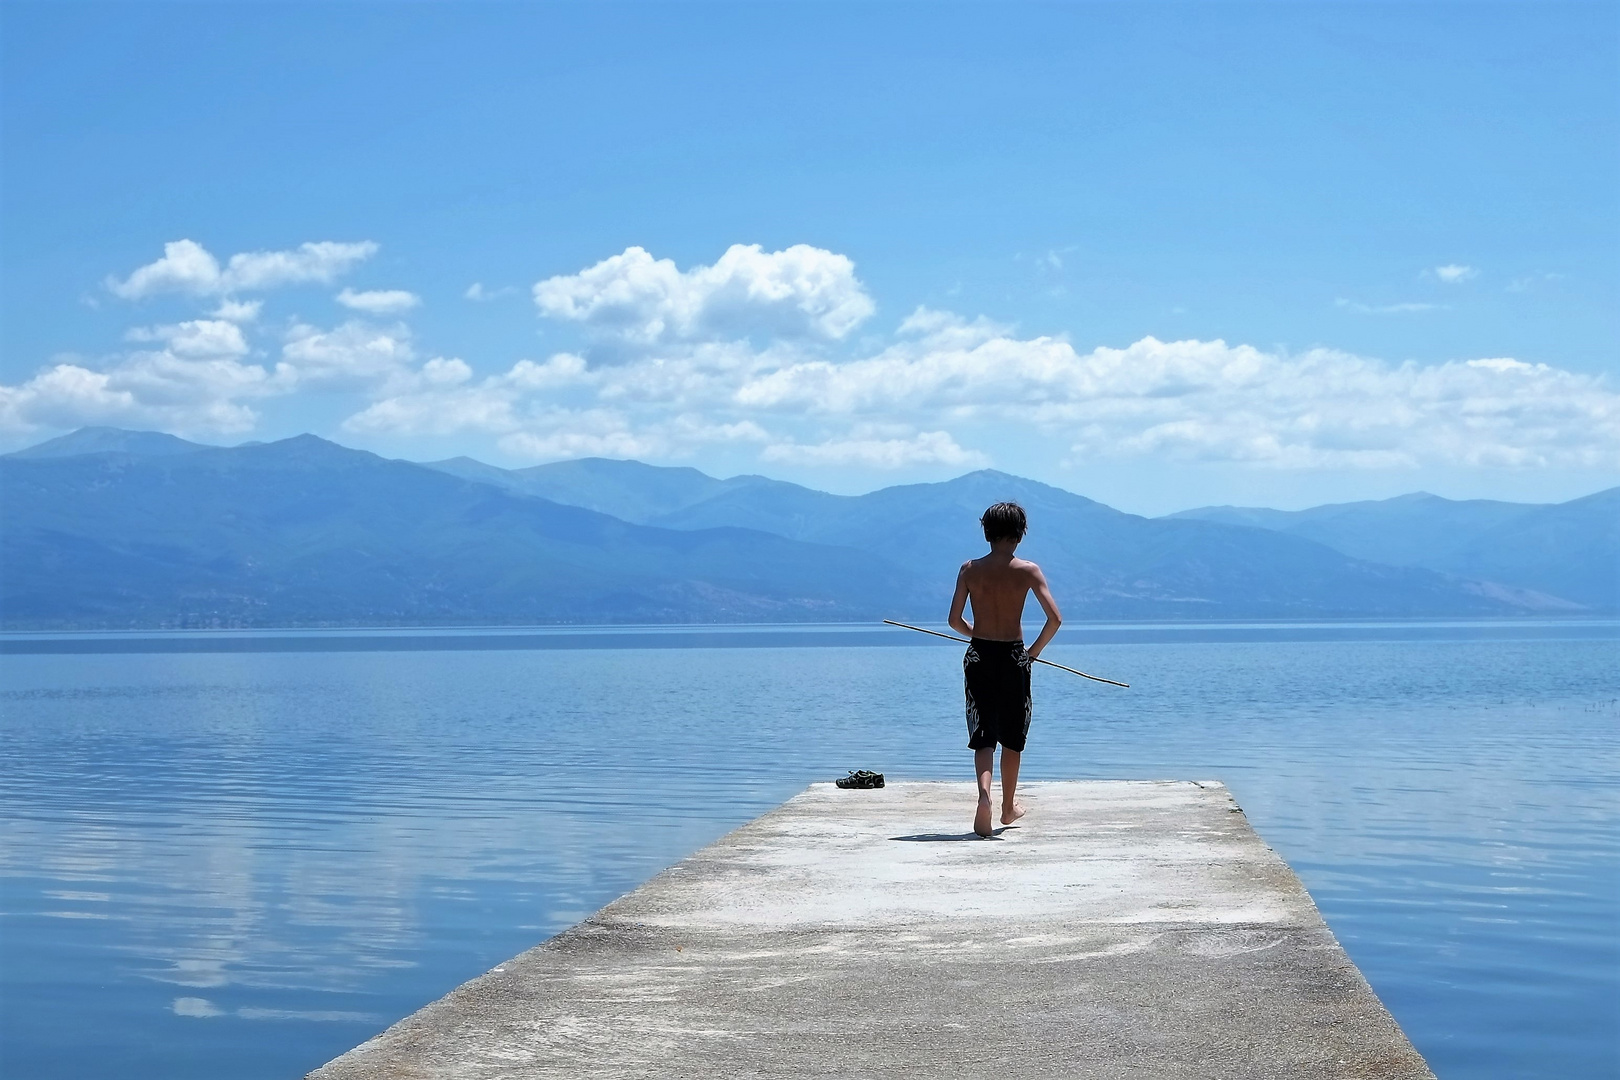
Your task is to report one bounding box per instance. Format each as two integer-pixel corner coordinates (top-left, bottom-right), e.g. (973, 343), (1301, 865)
(1433, 264), (1477, 283)
(0, 312), (280, 435)
(496, 414), (665, 461)
(464, 283), (518, 302)
(763, 429), (987, 469)
(107, 240), (220, 299)
(223, 241), (377, 292)
(108, 239), (377, 298)
(5, 238), (414, 441)
(329, 274), (1620, 473)
(281, 321), (415, 387)
(15, 239), (1616, 478)
(342, 354), (587, 437)
(496, 413), (768, 463)
(125, 319), (250, 359)
(344, 350), (778, 464)
(0, 352), (276, 436)
(725, 313), (1620, 470)
(211, 299), (262, 323)
(336, 288), (420, 315)
(0, 314), (420, 440)
(533, 244), (875, 346)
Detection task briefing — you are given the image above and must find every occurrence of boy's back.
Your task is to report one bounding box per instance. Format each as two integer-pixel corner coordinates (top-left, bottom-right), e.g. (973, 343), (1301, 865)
(956, 552), (1048, 642)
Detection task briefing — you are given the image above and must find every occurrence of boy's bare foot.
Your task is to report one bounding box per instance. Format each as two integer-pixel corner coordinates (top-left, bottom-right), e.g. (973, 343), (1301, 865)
(974, 796), (993, 837)
(1001, 801), (1026, 825)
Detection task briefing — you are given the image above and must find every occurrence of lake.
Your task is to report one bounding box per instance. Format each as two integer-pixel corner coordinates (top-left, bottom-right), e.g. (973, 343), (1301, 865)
(1, 621), (1616, 1078)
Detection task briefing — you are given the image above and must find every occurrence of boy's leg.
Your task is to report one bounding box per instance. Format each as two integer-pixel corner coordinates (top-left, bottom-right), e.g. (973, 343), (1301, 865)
(973, 746), (995, 836)
(1000, 748), (1025, 824)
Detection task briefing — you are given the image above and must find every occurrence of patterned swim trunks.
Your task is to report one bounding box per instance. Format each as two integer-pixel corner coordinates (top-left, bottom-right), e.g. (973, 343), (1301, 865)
(964, 638), (1032, 752)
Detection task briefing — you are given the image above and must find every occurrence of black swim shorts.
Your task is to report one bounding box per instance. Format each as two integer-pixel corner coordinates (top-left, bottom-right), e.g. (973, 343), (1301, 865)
(964, 638), (1032, 752)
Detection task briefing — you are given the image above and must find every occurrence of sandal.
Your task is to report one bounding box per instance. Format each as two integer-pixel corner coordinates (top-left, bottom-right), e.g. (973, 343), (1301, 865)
(835, 769), (885, 789)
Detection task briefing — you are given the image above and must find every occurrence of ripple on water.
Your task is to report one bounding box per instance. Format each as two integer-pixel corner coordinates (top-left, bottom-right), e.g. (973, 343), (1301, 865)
(0, 631), (1616, 1079)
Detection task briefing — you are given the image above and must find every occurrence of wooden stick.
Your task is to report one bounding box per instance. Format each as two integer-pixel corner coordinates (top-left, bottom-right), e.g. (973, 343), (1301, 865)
(882, 620), (1130, 688)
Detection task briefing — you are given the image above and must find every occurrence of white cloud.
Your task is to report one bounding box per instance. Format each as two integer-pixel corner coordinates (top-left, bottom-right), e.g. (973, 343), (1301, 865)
(24, 239), (1616, 477)
(329, 278), (1619, 473)
(211, 299), (262, 323)
(336, 288), (420, 316)
(1066, 349), (1611, 469)
(419, 356), (476, 385)
(763, 429), (986, 469)
(0, 307), (429, 440)
(0, 313), (422, 440)
(495, 413), (768, 463)
(727, 313), (1620, 470)
(343, 349), (777, 464)
(108, 239), (377, 298)
(1335, 298), (1442, 315)
(223, 241), (377, 292)
(1433, 264), (1477, 284)
(342, 354), (588, 437)
(0, 352), (277, 437)
(108, 240), (221, 299)
(465, 283), (518, 301)
(496, 414), (666, 462)
(896, 305), (1014, 345)
(501, 354), (592, 391)
(533, 244), (875, 346)
(126, 320), (249, 359)
(281, 321), (415, 387)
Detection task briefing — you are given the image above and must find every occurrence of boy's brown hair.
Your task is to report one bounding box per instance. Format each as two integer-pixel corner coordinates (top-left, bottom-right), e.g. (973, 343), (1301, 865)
(981, 501), (1028, 543)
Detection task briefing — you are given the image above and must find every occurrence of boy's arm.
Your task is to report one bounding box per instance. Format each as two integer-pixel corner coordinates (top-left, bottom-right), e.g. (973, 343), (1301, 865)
(1025, 565), (1063, 659)
(947, 562), (974, 638)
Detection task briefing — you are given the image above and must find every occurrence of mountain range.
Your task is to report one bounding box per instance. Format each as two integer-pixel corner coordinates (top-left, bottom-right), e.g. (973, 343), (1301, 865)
(1, 427), (1611, 629)
(1167, 491), (1618, 612)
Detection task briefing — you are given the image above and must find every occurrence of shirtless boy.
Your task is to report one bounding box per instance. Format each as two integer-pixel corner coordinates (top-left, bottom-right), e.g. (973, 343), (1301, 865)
(947, 502), (1063, 837)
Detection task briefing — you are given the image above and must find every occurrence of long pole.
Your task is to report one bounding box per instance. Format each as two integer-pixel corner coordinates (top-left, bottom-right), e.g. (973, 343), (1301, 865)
(882, 620), (1130, 688)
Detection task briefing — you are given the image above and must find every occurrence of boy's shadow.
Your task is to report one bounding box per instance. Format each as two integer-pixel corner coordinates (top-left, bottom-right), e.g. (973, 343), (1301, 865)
(889, 826), (1017, 842)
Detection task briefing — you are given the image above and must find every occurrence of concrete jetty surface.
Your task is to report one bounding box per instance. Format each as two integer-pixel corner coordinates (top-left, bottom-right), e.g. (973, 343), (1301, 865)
(310, 781), (1434, 1079)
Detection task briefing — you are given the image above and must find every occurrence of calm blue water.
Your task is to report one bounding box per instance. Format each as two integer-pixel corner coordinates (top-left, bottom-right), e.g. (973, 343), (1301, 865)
(1, 623), (1616, 1079)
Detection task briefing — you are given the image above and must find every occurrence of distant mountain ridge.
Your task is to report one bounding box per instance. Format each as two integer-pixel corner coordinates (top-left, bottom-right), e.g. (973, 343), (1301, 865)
(1, 428), (1607, 629)
(1170, 489), (1619, 610)
(8, 426), (214, 459)
(422, 453), (1604, 614)
(425, 455), (790, 523)
(1, 436), (931, 628)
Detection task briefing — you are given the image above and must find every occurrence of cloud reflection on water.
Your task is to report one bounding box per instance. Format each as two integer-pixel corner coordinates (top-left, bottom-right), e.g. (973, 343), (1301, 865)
(2, 631), (1616, 1079)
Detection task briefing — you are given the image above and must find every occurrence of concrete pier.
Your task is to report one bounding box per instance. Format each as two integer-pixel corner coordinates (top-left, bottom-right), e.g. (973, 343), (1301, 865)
(310, 781), (1434, 1079)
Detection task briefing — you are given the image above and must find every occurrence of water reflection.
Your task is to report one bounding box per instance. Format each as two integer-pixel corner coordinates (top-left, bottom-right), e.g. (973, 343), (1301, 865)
(1, 629), (1616, 1079)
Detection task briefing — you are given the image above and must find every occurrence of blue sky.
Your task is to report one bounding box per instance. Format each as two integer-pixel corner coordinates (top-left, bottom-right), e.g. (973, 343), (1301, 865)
(1, 1), (1615, 514)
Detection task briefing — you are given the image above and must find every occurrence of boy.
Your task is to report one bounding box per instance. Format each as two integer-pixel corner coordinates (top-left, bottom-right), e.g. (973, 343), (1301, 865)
(947, 502), (1063, 837)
